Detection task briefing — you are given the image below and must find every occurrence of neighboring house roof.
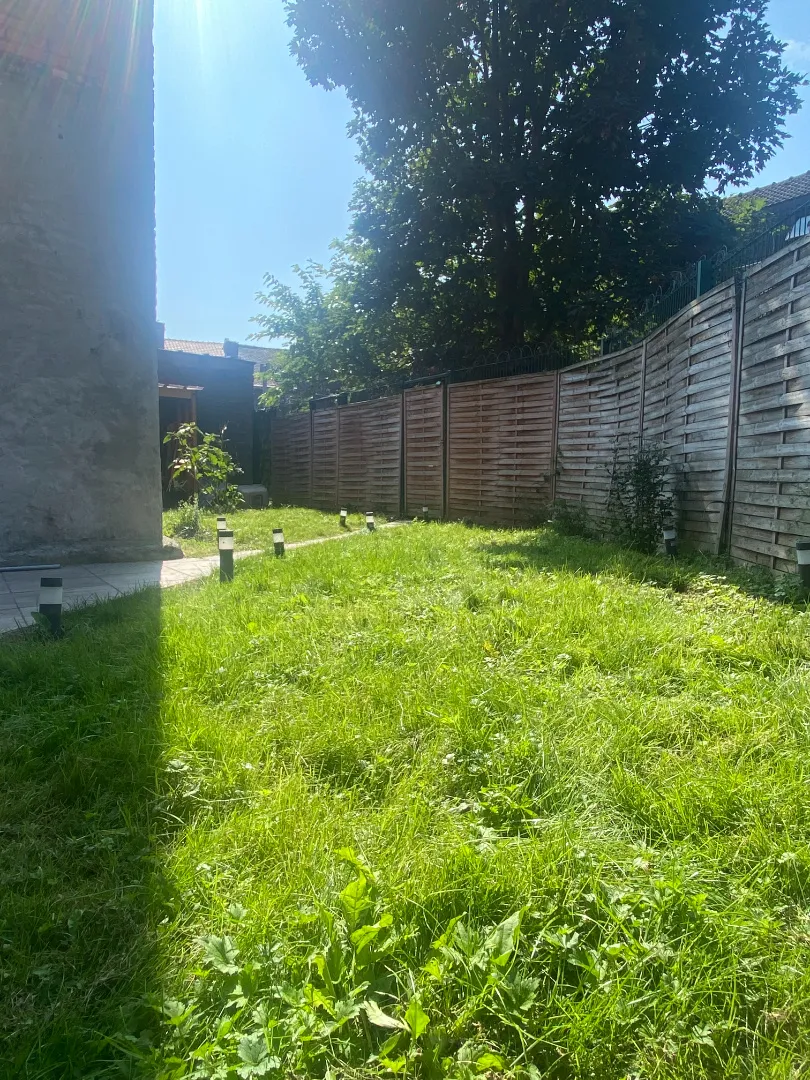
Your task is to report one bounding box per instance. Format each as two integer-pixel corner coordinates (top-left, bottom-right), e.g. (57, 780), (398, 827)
(163, 338), (284, 365)
(161, 338), (284, 388)
(728, 170), (810, 209)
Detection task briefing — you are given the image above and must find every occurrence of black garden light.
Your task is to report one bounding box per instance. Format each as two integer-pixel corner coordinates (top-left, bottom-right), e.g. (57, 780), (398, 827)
(422, 505), (430, 520)
(797, 540), (810, 596)
(217, 516), (227, 535)
(340, 508), (348, 529)
(219, 530), (235, 582)
(366, 511), (376, 532)
(273, 528), (286, 557)
(38, 576), (64, 638)
(663, 526), (679, 558)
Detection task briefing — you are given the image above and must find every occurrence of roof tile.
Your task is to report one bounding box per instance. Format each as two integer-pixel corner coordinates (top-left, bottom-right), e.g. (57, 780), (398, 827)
(730, 170), (810, 208)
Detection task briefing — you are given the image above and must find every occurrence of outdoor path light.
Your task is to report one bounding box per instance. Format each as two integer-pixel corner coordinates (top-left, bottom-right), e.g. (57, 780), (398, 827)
(38, 577), (64, 638)
(219, 530), (235, 582)
(340, 508), (348, 528)
(422, 505), (430, 520)
(797, 540), (810, 596)
(663, 526), (678, 558)
(273, 529), (286, 557)
(217, 516), (227, 534)
(366, 512), (376, 532)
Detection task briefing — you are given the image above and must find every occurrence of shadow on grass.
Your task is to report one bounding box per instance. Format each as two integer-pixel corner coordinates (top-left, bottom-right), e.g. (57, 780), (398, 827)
(0, 588), (163, 1078)
(478, 528), (805, 606)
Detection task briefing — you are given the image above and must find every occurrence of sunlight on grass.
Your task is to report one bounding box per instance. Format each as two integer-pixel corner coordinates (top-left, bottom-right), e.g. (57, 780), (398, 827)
(162, 506), (368, 558)
(2, 524), (810, 1077)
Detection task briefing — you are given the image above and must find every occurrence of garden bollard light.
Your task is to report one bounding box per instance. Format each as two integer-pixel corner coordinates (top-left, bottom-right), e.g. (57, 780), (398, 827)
(38, 577), (64, 638)
(273, 529), (286, 557)
(340, 508), (348, 529)
(366, 511), (376, 533)
(422, 505), (430, 520)
(217, 516), (227, 535)
(797, 540), (810, 597)
(663, 526), (678, 558)
(219, 530), (235, 582)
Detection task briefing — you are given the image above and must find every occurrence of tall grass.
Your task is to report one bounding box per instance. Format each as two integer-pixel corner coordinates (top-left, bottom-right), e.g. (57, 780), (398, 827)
(162, 506), (367, 558)
(2, 525), (810, 1078)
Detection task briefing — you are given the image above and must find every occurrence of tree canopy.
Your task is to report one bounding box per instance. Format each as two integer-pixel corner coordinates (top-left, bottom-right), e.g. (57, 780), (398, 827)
(256, 0), (802, 398)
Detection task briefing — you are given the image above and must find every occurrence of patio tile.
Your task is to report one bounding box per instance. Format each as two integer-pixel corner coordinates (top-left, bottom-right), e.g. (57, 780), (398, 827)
(10, 594), (38, 614)
(1, 571), (50, 594)
(102, 571), (162, 587)
(83, 561), (165, 579)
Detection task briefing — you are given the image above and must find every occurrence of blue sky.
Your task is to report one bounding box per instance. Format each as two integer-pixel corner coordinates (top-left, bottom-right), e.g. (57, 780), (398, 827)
(154, 0), (810, 344)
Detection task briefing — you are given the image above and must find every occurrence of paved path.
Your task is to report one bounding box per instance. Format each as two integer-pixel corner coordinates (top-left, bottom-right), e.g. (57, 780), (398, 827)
(0, 556), (233, 635)
(0, 523), (405, 635)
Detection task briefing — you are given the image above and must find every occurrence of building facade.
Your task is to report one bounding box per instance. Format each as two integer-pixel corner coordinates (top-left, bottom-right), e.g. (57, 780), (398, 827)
(0, 0), (163, 564)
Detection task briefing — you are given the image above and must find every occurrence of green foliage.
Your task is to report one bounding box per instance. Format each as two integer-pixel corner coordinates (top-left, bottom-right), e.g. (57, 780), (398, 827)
(550, 500), (592, 539)
(4, 525), (810, 1077)
(165, 497), (204, 540)
(608, 442), (675, 554)
(274, 0), (803, 367)
(164, 423), (243, 511)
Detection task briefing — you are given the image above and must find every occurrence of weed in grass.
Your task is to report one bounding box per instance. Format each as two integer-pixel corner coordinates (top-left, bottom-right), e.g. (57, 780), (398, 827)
(2, 524), (810, 1078)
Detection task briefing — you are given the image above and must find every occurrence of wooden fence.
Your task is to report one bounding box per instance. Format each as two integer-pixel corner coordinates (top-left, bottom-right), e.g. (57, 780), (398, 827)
(262, 236), (810, 571)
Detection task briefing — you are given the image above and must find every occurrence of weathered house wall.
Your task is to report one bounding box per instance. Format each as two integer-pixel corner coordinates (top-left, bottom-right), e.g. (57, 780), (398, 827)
(0, 0), (163, 564)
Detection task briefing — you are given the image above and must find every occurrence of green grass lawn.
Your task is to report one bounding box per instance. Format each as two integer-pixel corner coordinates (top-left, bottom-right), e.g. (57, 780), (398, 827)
(163, 506), (368, 557)
(3, 524), (810, 1079)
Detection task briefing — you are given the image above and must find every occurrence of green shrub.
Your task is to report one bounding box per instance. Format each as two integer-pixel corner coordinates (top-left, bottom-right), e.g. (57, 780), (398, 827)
(550, 500), (592, 538)
(164, 498), (203, 539)
(608, 442), (674, 554)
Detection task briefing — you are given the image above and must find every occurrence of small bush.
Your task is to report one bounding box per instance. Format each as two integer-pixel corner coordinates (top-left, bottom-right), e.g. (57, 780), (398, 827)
(203, 483), (244, 514)
(164, 498), (203, 539)
(550, 500), (592, 538)
(608, 442), (674, 554)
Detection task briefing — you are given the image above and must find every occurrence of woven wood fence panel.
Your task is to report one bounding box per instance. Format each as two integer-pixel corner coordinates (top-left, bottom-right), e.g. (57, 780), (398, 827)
(556, 345), (643, 521)
(447, 373), (558, 525)
(729, 238), (810, 570)
(311, 410), (338, 510)
(337, 397), (403, 514)
(404, 385), (445, 518)
(643, 282), (736, 553)
(270, 413), (311, 506)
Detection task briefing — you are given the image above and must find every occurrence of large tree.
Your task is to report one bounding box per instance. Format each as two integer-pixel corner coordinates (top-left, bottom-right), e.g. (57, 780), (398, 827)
(284, 0), (801, 351)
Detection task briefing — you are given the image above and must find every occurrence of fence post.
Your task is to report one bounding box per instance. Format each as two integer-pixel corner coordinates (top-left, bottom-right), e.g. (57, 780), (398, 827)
(309, 400), (315, 509)
(696, 258), (714, 298)
(550, 370), (561, 504)
(399, 389), (406, 519)
(718, 272), (747, 555)
(443, 380), (450, 520)
(638, 339), (648, 449)
(335, 400), (342, 511)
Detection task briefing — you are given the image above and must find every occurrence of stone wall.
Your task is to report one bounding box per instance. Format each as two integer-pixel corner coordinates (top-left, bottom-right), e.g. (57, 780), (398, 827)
(0, 0), (163, 564)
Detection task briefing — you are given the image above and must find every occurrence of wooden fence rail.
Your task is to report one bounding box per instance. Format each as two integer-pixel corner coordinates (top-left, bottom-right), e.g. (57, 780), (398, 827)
(261, 236), (810, 571)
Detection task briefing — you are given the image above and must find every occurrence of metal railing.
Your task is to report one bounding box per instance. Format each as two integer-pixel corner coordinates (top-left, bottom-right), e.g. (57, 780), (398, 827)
(404, 341), (593, 389)
(602, 196), (810, 355)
